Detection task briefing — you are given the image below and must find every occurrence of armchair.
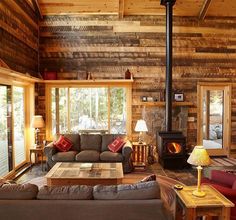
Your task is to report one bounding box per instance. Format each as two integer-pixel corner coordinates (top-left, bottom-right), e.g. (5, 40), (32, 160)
(202, 169), (236, 220)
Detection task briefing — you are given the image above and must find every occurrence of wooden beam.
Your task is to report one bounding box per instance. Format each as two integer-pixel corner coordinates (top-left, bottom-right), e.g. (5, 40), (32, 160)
(118, 0), (125, 19)
(32, 0), (43, 19)
(0, 58), (10, 69)
(198, 0), (212, 21)
(25, 0), (35, 11)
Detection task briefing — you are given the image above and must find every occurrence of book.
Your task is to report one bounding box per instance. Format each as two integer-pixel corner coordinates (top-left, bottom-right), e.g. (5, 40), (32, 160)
(80, 163), (93, 170)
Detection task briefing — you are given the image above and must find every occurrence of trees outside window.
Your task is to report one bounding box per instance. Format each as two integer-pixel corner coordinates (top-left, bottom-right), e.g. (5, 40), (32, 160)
(50, 86), (127, 136)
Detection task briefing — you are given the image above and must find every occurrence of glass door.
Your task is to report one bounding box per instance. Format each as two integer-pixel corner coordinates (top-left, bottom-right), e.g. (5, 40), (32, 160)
(202, 90), (224, 149)
(13, 86), (26, 167)
(0, 85), (13, 176)
(197, 84), (231, 156)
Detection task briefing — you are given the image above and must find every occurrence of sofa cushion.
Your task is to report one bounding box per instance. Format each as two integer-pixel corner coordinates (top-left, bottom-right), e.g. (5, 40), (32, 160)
(54, 135), (73, 152)
(80, 134), (102, 151)
(52, 151), (78, 162)
(93, 181), (160, 200)
(100, 151), (123, 162)
(37, 185), (93, 200)
(102, 134), (115, 152)
(108, 137), (125, 153)
(0, 183), (38, 200)
(76, 150), (100, 162)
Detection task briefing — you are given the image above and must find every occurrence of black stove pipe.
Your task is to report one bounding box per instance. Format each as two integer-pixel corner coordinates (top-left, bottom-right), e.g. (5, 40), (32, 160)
(161, 0), (176, 132)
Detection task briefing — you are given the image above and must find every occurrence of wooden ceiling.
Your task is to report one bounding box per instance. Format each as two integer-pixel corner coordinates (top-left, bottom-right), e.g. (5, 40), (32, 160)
(38, 0), (236, 18)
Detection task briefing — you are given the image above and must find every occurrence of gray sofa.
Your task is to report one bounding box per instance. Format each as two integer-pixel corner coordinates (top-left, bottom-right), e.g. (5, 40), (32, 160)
(44, 134), (133, 173)
(0, 181), (171, 220)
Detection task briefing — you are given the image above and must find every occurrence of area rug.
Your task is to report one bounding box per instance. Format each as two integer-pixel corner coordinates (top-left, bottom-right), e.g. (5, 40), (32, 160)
(18, 162), (197, 187)
(210, 157), (236, 167)
(25, 176), (46, 188)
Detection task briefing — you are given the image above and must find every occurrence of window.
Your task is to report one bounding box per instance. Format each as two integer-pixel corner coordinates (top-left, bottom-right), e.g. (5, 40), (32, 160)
(110, 87), (126, 134)
(46, 83), (131, 139)
(70, 88), (108, 132)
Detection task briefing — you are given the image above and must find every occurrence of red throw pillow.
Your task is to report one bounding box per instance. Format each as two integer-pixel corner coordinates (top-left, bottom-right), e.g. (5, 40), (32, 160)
(108, 137), (125, 153)
(54, 135), (73, 152)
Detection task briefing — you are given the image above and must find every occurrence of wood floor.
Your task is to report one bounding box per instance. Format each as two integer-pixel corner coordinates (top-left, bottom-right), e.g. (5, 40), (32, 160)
(16, 162), (198, 186)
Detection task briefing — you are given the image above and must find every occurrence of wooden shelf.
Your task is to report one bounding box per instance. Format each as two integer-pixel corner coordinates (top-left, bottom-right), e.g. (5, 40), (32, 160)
(43, 79), (134, 85)
(0, 67), (42, 83)
(133, 101), (194, 107)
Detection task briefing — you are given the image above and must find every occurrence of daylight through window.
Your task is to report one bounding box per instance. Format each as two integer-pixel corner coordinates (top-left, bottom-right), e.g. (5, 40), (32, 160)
(48, 86), (128, 137)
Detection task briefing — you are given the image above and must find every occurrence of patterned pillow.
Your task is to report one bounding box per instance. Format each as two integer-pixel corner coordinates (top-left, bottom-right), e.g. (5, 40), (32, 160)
(108, 137), (125, 153)
(139, 174), (156, 183)
(54, 135), (73, 152)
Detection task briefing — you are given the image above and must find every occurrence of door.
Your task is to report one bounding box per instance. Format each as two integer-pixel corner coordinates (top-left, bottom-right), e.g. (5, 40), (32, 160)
(197, 84), (231, 156)
(13, 86), (26, 167)
(0, 85), (13, 176)
(0, 85), (27, 176)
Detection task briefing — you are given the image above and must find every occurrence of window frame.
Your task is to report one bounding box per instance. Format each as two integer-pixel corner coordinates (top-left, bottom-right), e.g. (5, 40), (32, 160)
(45, 81), (132, 140)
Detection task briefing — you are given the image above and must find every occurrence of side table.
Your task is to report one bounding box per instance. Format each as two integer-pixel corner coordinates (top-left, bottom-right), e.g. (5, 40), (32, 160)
(132, 142), (148, 170)
(30, 147), (44, 171)
(174, 185), (234, 220)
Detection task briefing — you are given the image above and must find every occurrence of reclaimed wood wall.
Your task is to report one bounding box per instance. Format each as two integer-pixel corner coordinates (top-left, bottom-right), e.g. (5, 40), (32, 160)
(39, 15), (236, 150)
(0, 0), (39, 76)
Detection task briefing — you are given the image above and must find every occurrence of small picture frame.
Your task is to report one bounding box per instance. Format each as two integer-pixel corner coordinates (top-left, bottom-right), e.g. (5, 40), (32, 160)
(174, 93), (184, 102)
(141, 96), (148, 102)
(147, 96), (153, 102)
(153, 92), (161, 102)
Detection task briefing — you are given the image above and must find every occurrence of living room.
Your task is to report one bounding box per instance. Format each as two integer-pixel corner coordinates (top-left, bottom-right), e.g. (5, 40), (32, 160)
(0, 0), (236, 219)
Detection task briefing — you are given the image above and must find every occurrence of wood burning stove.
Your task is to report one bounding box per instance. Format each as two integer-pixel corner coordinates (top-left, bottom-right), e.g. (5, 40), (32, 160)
(157, 131), (186, 169)
(157, 0), (187, 169)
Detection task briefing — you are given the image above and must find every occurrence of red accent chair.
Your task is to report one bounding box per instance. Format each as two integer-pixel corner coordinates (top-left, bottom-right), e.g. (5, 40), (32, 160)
(202, 170), (236, 220)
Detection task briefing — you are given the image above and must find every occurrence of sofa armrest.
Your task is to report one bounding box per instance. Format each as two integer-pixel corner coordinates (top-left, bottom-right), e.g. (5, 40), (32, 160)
(157, 175), (186, 220)
(44, 142), (57, 158)
(210, 170), (236, 187)
(202, 182), (236, 200)
(122, 140), (133, 160)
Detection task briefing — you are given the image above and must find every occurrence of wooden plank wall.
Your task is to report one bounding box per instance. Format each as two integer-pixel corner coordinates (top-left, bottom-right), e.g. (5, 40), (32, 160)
(0, 0), (39, 76)
(39, 15), (236, 150)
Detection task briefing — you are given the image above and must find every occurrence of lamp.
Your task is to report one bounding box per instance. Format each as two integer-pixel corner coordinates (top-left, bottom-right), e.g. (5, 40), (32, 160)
(187, 145), (211, 197)
(31, 115), (45, 147)
(135, 119), (148, 143)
